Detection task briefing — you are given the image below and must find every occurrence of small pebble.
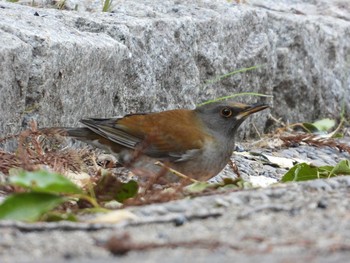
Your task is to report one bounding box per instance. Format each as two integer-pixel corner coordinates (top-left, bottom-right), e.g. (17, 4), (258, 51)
(317, 199), (328, 209)
(173, 215), (187, 226)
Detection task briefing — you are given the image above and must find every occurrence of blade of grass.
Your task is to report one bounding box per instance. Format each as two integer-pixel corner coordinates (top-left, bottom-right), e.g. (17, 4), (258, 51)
(102, 0), (113, 12)
(198, 92), (273, 106)
(204, 65), (265, 85)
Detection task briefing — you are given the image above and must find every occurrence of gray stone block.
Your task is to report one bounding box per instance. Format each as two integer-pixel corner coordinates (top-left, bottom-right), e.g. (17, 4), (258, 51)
(0, 0), (349, 139)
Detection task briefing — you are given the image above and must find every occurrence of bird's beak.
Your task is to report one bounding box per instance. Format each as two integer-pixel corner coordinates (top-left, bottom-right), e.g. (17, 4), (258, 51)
(235, 103), (269, 120)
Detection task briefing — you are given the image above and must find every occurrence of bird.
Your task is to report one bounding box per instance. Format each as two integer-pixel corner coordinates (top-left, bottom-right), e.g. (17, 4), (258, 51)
(60, 101), (268, 183)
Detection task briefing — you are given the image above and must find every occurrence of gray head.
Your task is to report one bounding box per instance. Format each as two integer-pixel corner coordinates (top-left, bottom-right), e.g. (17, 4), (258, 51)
(195, 101), (269, 139)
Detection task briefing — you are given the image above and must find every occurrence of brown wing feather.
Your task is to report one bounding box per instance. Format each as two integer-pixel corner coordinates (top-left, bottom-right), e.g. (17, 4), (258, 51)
(81, 109), (210, 161)
(117, 109), (207, 152)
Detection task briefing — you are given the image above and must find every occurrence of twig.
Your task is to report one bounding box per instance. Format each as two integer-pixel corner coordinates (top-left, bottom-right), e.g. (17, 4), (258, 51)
(155, 161), (198, 183)
(229, 160), (241, 178)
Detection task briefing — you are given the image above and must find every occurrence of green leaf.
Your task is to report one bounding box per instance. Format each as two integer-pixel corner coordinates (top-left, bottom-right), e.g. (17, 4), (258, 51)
(185, 178), (253, 194)
(43, 212), (78, 222)
(9, 169), (82, 194)
(281, 163), (319, 182)
(317, 165), (334, 173)
(301, 123), (320, 133)
(328, 160), (350, 177)
(220, 178), (254, 189)
(115, 180), (139, 202)
(331, 133), (344, 138)
(300, 119), (336, 134)
(184, 182), (214, 193)
(312, 118), (336, 132)
(281, 160), (350, 182)
(0, 193), (65, 222)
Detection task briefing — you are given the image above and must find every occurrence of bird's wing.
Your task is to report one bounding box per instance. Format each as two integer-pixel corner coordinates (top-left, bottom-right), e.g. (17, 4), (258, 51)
(81, 110), (210, 162)
(80, 118), (142, 149)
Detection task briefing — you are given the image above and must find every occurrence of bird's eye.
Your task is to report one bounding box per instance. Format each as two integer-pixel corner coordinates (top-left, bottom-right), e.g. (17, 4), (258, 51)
(220, 107), (233, 118)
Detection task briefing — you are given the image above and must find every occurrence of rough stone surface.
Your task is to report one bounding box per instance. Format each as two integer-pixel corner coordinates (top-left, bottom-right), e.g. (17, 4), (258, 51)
(1, 1), (350, 262)
(0, 0), (349, 139)
(0, 176), (350, 262)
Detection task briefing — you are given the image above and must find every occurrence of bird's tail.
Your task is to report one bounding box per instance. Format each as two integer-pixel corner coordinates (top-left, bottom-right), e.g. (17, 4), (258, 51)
(62, 127), (95, 139)
(41, 127), (122, 153)
(40, 127), (101, 141)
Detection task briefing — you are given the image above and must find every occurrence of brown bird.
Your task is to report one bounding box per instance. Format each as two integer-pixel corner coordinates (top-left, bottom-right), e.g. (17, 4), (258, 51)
(63, 101), (268, 182)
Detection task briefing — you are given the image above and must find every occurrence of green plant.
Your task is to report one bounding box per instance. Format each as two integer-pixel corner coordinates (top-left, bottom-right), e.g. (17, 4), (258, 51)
(102, 0), (113, 12)
(0, 169), (138, 222)
(281, 160), (350, 182)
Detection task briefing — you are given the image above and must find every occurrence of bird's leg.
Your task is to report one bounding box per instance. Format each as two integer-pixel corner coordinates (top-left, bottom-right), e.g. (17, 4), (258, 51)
(154, 161), (199, 183)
